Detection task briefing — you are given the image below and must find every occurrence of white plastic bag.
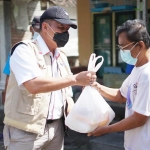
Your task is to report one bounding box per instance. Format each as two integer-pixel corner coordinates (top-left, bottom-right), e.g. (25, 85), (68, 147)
(65, 53), (115, 133)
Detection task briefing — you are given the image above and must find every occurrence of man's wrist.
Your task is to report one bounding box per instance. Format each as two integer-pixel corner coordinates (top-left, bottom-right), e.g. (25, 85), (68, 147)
(97, 83), (102, 92)
(67, 74), (77, 85)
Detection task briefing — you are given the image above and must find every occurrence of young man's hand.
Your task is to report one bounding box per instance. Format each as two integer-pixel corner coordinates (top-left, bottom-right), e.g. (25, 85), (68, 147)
(87, 126), (110, 137)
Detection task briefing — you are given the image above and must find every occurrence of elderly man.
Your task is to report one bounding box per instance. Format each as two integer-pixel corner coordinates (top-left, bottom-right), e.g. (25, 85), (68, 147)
(3, 6), (96, 150)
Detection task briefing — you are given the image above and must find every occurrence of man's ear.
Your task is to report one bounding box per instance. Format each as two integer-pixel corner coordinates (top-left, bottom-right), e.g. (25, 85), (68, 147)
(30, 26), (32, 33)
(42, 22), (48, 33)
(138, 41), (146, 50)
(30, 26), (34, 36)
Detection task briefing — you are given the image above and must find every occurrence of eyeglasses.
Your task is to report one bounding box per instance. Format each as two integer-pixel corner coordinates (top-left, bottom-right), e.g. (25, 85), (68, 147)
(117, 42), (135, 50)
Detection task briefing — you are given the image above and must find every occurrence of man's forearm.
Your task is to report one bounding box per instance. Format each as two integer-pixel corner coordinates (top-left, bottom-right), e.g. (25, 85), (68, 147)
(23, 75), (76, 94)
(88, 112), (148, 137)
(23, 71), (96, 94)
(108, 112), (148, 133)
(97, 84), (126, 103)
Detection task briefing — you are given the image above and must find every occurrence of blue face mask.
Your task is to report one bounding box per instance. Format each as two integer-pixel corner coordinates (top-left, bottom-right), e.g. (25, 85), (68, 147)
(120, 43), (140, 65)
(32, 32), (39, 39)
(32, 27), (39, 39)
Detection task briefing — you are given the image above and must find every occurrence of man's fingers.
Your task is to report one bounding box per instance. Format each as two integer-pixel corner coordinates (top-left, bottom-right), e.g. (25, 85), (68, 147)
(76, 71), (97, 86)
(89, 72), (97, 86)
(87, 132), (92, 137)
(87, 130), (96, 137)
(91, 81), (97, 87)
(87, 126), (104, 137)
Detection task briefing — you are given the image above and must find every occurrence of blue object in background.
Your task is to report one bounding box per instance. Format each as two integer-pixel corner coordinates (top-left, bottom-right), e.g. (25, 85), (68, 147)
(125, 64), (134, 74)
(3, 54), (10, 75)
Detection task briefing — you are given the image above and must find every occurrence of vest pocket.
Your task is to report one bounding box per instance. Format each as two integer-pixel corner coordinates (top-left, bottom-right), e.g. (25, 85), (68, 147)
(37, 60), (46, 69)
(17, 92), (41, 116)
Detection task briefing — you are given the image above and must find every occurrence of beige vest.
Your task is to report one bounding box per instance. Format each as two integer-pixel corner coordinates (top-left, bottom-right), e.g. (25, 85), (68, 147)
(4, 40), (72, 135)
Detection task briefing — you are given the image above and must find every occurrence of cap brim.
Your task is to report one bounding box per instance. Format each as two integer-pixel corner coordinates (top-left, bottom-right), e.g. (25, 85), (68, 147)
(33, 25), (40, 29)
(32, 23), (40, 29)
(54, 18), (77, 29)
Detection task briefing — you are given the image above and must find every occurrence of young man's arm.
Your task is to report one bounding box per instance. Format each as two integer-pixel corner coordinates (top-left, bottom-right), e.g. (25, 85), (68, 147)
(88, 111), (148, 136)
(92, 82), (126, 103)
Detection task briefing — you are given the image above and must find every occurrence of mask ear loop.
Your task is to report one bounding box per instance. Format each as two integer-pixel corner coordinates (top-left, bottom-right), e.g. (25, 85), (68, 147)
(130, 42), (138, 51)
(47, 32), (53, 39)
(131, 42), (141, 58)
(136, 48), (141, 58)
(46, 23), (55, 39)
(47, 23), (55, 33)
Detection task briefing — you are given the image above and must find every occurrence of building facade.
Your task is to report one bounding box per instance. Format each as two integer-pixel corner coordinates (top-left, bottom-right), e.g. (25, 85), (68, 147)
(77, 0), (150, 77)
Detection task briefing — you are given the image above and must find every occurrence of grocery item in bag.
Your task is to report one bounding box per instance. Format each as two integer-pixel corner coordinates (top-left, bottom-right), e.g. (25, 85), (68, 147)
(65, 53), (115, 133)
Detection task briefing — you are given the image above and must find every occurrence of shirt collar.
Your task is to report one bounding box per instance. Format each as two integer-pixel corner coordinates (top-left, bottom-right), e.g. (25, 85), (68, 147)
(36, 34), (50, 55)
(49, 49), (60, 60)
(36, 35), (60, 59)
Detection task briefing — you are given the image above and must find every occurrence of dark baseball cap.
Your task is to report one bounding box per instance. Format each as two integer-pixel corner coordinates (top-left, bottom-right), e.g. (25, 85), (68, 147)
(32, 16), (40, 28)
(40, 6), (77, 29)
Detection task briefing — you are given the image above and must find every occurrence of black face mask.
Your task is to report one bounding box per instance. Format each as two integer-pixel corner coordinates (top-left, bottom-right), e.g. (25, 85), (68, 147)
(53, 31), (69, 47)
(47, 24), (69, 48)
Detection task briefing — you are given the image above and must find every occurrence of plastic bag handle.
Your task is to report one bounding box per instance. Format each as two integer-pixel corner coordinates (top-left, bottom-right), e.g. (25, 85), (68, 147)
(87, 53), (95, 71)
(88, 53), (104, 72)
(93, 56), (104, 72)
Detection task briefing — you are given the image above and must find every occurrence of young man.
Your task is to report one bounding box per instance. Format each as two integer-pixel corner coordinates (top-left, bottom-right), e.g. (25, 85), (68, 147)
(88, 19), (150, 150)
(2, 16), (41, 103)
(3, 6), (96, 150)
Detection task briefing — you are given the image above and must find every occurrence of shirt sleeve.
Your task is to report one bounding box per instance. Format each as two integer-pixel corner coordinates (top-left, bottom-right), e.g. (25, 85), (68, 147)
(120, 75), (130, 98)
(10, 44), (42, 87)
(132, 74), (150, 116)
(3, 54), (10, 75)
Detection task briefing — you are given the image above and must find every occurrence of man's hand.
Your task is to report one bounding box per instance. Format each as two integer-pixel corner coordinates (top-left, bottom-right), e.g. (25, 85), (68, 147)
(75, 71), (97, 86)
(91, 82), (100, 90)
(87, 126), (110, 137)
(66, 97), (74, 114)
